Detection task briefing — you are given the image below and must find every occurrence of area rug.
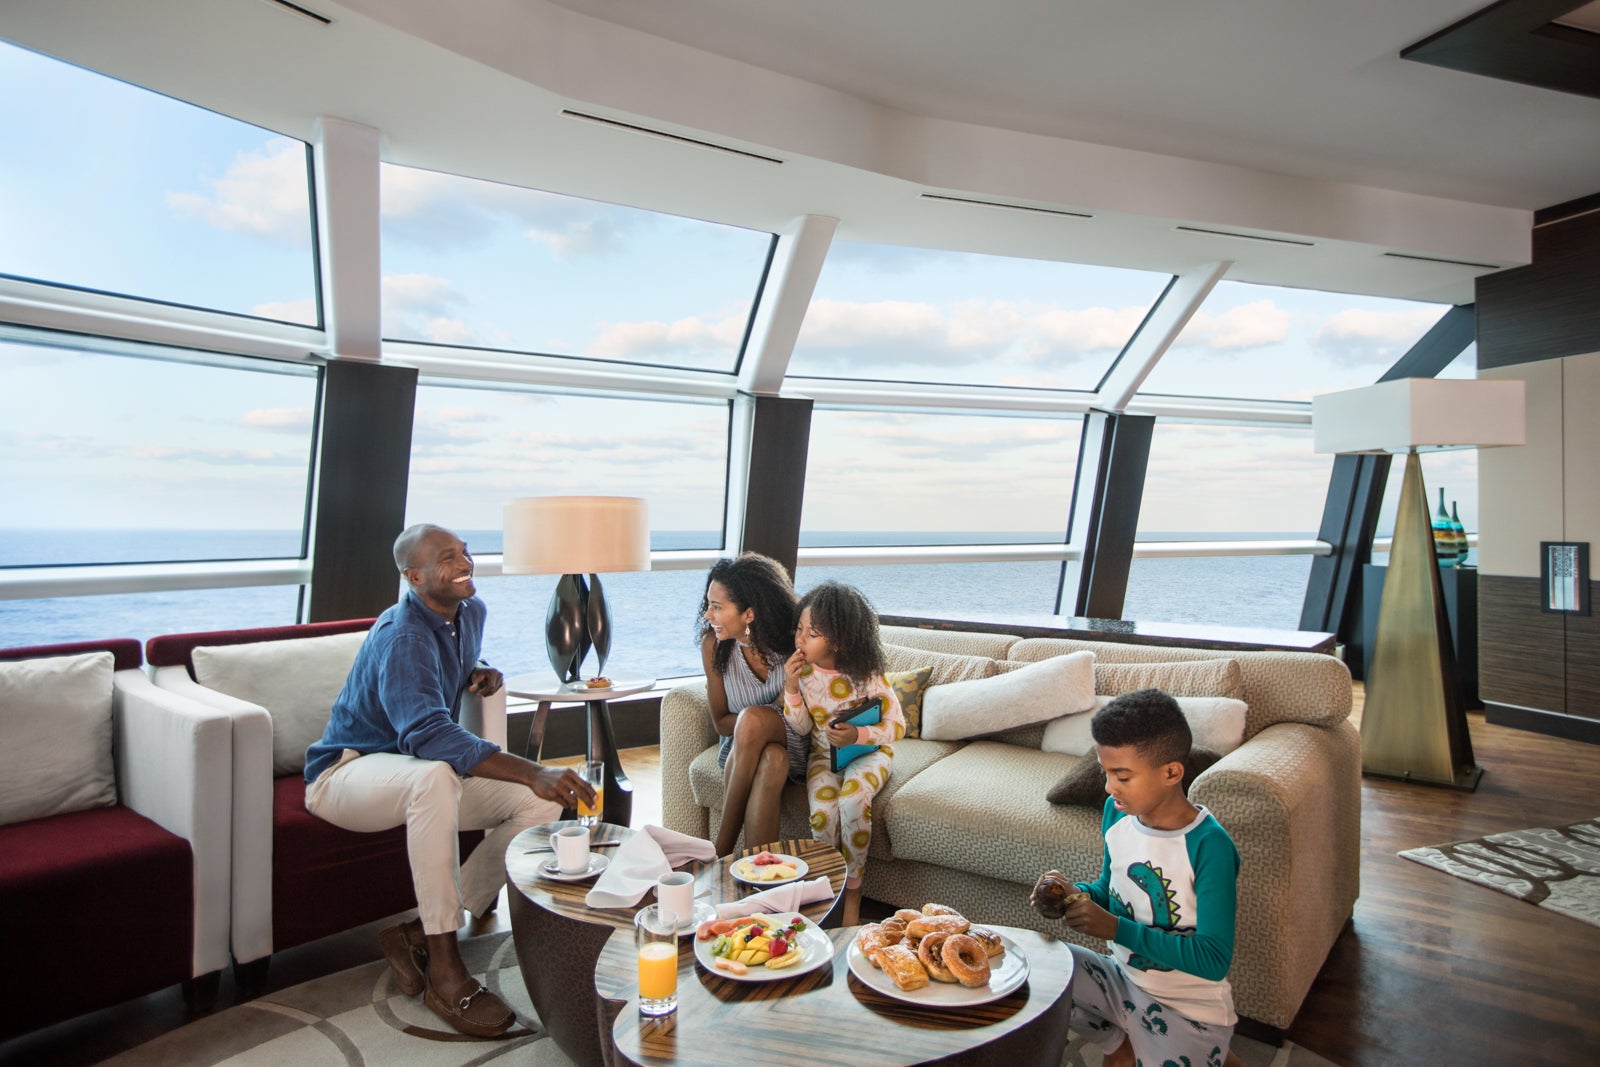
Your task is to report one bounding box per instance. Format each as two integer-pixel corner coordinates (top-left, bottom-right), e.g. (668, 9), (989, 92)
(104, 932), (1337, 1066)
(1399, 816), (1600, 929)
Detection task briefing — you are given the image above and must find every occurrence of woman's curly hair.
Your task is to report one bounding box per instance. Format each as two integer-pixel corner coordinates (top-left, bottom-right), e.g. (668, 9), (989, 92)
(695, 553), (797, 676)
(796, 580), (884, 688)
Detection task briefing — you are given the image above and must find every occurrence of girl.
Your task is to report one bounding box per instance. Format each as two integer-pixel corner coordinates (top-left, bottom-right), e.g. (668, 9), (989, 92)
(782, 580), (905, 926)
(697, 553), (805, 857)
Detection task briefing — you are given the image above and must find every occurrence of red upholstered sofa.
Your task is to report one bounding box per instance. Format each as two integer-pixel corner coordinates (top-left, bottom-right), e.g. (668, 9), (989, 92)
(0, 640), (232, 1039)
(145, 620), (505, 984)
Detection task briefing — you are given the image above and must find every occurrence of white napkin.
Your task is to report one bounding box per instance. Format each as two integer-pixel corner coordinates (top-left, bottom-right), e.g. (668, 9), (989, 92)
(715, 875), (835, 919)
(584, 824), (718, 909)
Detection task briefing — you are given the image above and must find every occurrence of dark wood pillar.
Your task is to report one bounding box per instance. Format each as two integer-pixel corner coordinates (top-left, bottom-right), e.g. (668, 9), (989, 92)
(1068, 412), (1154, 619)
(738, 395), (812, 578)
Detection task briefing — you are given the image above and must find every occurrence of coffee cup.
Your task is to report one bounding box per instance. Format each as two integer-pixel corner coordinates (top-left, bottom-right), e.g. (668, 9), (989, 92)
(554, 825), (591, 874)
(656, 871), (695, 927)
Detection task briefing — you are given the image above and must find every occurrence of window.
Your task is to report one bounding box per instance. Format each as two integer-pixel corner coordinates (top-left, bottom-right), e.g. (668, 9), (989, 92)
(1137, 281), (1449, 401)
(406, 383), (730, 551)
(799, 409), (1081, 547)
(794, 562), (1063, 618)
(786, 240), (1171, 390)
(380, 165), (774, 371)
(1, 586), (304, 648)
(0, 333), (319, 567)
(1122, 557), (1313, 630)
(0, 41), (318, 323)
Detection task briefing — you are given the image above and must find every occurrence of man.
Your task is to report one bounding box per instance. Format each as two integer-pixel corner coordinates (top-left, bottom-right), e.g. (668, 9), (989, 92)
(304, 523), (595, 1037)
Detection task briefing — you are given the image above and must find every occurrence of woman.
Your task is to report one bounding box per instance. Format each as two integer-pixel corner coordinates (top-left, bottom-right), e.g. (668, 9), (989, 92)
(697, 552), (804, 856)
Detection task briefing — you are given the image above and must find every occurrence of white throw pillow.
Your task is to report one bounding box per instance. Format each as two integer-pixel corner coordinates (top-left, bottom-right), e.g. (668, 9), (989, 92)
(1042, 694), (1249, 757)
(193, 631), (368, 776)
(919, 651), (1094, 741)
(0, 651), (117, 826)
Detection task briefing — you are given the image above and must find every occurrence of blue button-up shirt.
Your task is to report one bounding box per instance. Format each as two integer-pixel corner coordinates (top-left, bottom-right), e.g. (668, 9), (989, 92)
(304, 591), (501, 783)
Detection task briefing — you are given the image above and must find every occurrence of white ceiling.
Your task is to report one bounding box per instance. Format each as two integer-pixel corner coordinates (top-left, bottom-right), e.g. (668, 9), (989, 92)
(4, 0), (1598, 305)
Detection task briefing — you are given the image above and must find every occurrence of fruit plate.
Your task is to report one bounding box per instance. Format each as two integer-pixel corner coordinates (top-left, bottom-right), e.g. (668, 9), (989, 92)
(728, 852), (809, 886)
(845, 932), (1028, 1006)
(695, 912), (834, 983)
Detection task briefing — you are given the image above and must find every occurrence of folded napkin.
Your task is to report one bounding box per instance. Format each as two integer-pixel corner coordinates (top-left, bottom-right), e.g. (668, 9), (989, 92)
(585, 824), (717, 909)
(715, 875), (835, 919)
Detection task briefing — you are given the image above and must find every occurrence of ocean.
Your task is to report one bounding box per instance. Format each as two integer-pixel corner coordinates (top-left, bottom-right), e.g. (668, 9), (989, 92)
(2, 529), (1316, 678)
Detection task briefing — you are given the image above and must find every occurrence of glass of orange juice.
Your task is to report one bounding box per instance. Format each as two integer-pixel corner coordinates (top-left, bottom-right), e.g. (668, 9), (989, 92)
(577, 759), (605, 826)
(635, 904), (679, 1016)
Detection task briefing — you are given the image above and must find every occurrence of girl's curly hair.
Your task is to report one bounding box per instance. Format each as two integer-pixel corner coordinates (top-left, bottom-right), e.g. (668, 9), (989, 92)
(695, 553), (797, 676)
(796, 580), (884, 688)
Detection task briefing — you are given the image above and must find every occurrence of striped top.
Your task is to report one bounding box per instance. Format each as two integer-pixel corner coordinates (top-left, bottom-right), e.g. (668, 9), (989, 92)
(715, 643), (786, 765)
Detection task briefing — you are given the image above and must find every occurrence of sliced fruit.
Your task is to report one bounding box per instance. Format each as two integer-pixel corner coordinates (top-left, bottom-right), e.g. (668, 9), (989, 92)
(765, 948), (804, 969)
(713, 958), (748, 975)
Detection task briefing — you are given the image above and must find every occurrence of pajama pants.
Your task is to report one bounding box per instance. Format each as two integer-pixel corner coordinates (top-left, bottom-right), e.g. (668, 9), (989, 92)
(306, 749), (560, 935)
(804, 745), (892, 882)
(1066, 943), (1234, 1067)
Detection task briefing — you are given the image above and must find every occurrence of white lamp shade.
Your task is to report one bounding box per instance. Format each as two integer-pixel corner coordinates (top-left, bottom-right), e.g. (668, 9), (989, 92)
(501, 496), (651, 575)
(1312, 377), (1526, 455)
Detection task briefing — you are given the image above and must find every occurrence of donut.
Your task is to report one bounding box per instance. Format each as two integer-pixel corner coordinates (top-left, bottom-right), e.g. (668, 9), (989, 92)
(854, 924), (890, 962)
(942, 933), (992, 988)
(894, 908), (923, 924)
(906, 914), (969, 940)
(920, 903), (963, 919)
(1031, 871), (1074, 919)
(917, 931), (957, 983)
(967, 925), (1006, 960)
(878, 917), (908, 945)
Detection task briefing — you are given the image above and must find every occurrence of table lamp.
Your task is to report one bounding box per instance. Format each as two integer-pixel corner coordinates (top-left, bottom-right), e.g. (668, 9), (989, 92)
(502, 496), (651, 683)
(1313, 377), (1524, 789)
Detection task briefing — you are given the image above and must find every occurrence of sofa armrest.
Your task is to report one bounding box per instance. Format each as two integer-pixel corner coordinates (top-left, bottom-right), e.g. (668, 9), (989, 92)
(113, 669), (234, 976)
(461, 687), (507, 749)
(1188, 718), (1361, 1029)
(153, 664), (278, 965)
(660, 683), (718, 838)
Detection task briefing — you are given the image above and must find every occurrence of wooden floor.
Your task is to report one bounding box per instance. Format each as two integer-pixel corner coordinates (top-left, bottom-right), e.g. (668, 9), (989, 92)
(5, 690), (1599, 1066)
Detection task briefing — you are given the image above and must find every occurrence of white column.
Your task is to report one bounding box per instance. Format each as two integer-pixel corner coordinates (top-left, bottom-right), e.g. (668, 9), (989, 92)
(738, 214), (838, 396)
(1096, 260), (1231, 412)
(312, 117), (382, 362)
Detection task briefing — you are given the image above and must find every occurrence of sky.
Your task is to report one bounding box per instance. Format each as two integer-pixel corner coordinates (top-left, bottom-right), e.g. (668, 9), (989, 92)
(0, 38), (1473, 550)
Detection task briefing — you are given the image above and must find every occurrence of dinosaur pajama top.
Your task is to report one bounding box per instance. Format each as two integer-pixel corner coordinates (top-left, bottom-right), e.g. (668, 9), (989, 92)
(782, 664), (905, 882)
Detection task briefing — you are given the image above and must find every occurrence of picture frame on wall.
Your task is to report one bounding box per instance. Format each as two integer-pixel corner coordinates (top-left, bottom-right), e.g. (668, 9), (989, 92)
(1540, 541), (1590, 615)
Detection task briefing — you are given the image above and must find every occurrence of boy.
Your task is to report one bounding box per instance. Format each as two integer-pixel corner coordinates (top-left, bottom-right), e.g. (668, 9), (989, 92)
(1031, 688), (1241, 1067)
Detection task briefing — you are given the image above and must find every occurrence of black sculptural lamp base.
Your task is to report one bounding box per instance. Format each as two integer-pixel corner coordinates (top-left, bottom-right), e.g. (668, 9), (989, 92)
(545, 572), (613, 683)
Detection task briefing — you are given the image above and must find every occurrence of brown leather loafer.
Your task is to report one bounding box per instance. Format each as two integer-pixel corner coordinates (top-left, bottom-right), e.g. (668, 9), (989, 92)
(423, 978), (515, 1038)
(378, 922), (428, 997)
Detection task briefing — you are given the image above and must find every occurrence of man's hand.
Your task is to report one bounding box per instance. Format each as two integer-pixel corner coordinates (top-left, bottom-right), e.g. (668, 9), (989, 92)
(467, 667), (504, 697)
(1064, 895), (1118, 940)
(530, 764), (597, 808)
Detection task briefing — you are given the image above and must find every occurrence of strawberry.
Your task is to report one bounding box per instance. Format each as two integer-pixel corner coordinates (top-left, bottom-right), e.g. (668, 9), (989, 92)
(769, 938), (788, 957)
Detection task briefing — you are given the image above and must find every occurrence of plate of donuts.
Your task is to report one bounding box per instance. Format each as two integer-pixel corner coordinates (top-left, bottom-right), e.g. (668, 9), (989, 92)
(845, 907), (1028, 1007)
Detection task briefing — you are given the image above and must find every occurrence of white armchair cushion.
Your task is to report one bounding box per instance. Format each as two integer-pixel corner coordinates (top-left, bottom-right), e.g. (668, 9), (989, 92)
(192, 631), (367, 776)
(919, 651), (1095, 741)
(0, 651), (116, 825)
(1043, 694), (1250, 757)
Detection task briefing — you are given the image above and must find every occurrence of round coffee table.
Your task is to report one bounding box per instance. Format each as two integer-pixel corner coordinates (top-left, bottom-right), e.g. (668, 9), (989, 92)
(598, 924), (1074, 1067)
(507, 827), (846, 1067)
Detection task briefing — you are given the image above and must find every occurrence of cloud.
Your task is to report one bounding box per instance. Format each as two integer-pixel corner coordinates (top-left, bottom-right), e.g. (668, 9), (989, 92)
(1310, 307), (1443, 365)
(242, 408), (314, 433)
(127, 445), (303, 466)
(588, 311), (749, 365)
(251, 297), (319, 325)
(381, 273), (482, 345)
(166, 137), (312, 245)
(1175, 300), (1292, 351)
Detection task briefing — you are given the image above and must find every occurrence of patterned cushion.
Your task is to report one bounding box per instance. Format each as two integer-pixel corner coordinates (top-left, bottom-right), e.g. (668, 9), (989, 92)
(1045, 746), (1223, 806)
(879, 626), (1019, 660)
(1093, 658), (1244, 701)
(884, 666), (934, 738)
(883, 643), (999, 686)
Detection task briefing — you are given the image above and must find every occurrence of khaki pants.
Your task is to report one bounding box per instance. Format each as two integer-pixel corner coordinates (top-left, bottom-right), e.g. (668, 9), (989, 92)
(306, 750), (561, 935)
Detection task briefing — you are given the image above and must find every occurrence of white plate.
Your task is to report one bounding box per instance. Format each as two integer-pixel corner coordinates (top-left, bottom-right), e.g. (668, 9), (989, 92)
(538, 853), (609, 882)
(694, 912), (834, 983)
(635, 898), (719, 938)
(729, 853), (809, 886)
(846, 932), (1028, 1006)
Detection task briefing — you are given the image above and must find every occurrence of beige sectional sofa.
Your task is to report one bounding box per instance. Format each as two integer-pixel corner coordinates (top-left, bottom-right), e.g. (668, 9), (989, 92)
(660, 624), (1359, 1032)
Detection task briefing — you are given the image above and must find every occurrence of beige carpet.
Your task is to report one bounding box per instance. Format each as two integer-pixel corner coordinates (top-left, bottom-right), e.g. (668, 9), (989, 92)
(105, 933), (1338, 1066)
(1399, 816), (1600, 929)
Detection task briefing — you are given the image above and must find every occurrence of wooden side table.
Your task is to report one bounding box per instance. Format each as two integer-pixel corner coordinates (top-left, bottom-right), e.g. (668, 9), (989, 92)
(506, 675), (654, 827)
(507, 828), (845, 1067)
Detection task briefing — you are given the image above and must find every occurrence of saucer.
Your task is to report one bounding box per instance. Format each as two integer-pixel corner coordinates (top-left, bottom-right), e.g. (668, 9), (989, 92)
(635, 898), (718, 938)
(539, 853), (610, 882)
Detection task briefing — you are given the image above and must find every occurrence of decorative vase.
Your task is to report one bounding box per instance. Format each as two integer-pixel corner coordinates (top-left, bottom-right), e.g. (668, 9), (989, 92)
(1450, 501), (1469, 567)
(1432, 487), (1458, 568)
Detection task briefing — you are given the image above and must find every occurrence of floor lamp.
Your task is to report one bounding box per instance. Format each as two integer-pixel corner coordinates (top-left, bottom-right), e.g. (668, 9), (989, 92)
(501, 496), (651, 683)
(1313, 377), (1524, 790)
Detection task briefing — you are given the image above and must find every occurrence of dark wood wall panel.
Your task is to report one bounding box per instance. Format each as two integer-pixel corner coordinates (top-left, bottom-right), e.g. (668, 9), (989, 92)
(1478, 575), (1566, 712)
(739, 395), (812, 577)
(1566, 582), (1600, 722)
(1477, 209), (1600, 370)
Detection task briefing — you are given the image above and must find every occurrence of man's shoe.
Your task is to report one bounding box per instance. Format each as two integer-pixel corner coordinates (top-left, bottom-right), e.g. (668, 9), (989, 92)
(423, 977), (515, 1038)
(378, 922), (428, 997)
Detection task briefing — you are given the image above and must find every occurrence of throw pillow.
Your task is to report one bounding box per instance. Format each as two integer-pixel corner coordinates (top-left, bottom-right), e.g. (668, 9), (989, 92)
(883, 666), (934, 739)
(0, 651), (117, 826)
(1093, 658), (1245, 701)
(192, 630), (368, 776)
(920, 651), (1095, 741)
(883, 643), (999, 686)
(1046, 746), (1223, 807)
(1042, 694), (1249, 756)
